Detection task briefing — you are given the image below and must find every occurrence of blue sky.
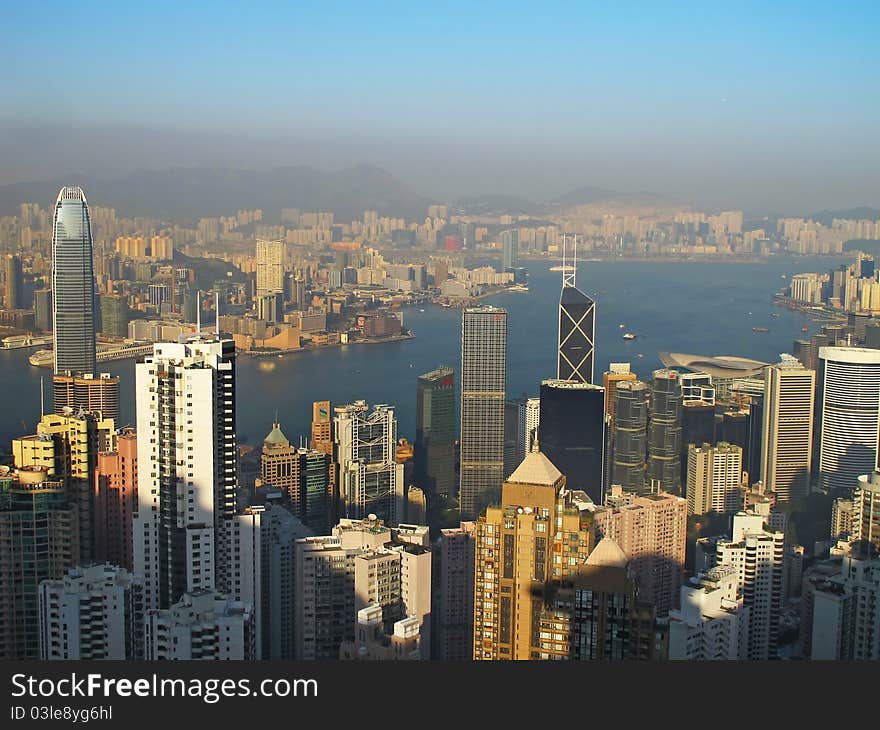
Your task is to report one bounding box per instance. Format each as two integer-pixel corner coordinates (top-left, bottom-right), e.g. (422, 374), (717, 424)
(2, 2), (878, 213)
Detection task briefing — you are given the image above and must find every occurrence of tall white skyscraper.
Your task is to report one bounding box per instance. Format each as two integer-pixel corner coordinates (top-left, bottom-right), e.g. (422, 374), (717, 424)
(761, 354), (815, 502)
(134, 335), (237, 611)
(52, 186), (96, 375)
(460, 306), (507, 519)
(334, 401), (405, 524)
(256, 239), (285, 295)
(817, 347), (880, 494)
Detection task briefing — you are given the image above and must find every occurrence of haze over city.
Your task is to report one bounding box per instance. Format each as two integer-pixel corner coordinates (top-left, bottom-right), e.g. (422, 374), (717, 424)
(2, 2), (879, 216)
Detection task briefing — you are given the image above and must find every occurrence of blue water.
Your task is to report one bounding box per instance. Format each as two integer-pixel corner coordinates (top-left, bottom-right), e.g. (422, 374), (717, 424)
(0, 257), (847, 450)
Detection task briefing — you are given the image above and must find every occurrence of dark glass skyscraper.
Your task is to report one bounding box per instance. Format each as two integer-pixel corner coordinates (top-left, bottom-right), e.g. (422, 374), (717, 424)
(538, 379), (607, 504)
(415, 367), (456, 500)
(3, 254), (23, 310)
(558, 284), (595, 384)
(460, 306), (507, 519)
(52, 186), (96, 375)
(647, 369), (683, 495)
(611, 380), (648, 494)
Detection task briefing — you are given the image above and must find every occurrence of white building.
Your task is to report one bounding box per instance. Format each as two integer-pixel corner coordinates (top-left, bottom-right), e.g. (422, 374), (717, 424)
(516, 397), (540, 464)
(808, 552), (880, 660)
(339, 604), (422, 660)
(294, 517), (391, 660)
(817, 347), (880, 494)
(145, 590), (255, 660)
(334, 401), (405, 525)
(134, 336), (238, 611)
(38, 564), (144, 660)
(668, 565), (749, 660)
(714, 512), (784, 660)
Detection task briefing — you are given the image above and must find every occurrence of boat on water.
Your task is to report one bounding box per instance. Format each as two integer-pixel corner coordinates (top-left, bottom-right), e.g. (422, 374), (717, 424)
(752, 327), (769, 333)
(2, 334), (52, 349)
(28, 349), (54, 367)
(623, 332), (637, 340)
(618, 324), (625, 329)
(508, 285), (529, 292)
(771, 313), (780, 318)
(801, 325), (809, 332)
(549, 265), (576, 272)
(419, 308), (425, 312)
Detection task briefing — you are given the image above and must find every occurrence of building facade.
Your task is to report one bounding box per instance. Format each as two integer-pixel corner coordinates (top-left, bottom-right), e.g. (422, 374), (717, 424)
(761, 355), (815, 502)
(52, 186), (96, 375)
(459, 306), (507, 519)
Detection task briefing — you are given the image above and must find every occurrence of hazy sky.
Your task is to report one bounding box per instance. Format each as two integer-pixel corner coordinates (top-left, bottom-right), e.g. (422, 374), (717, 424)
(2, 2), (878, 215)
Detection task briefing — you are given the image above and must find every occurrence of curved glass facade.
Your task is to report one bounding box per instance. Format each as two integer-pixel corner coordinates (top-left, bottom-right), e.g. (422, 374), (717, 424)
(52, 187), (96, 375)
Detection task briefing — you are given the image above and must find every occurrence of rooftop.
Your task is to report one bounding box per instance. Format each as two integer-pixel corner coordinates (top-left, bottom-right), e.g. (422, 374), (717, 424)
(507, 450), (563, 487)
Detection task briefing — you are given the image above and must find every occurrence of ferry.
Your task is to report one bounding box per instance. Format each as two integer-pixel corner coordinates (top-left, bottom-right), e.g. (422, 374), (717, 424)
(752, 327), (769, 333)
(549, 265), (576, 272)
(28, 349), (54, 367)
(508, 284), (529, 292)
(2, 334), (52, 349)
(622, 332), (637, 340)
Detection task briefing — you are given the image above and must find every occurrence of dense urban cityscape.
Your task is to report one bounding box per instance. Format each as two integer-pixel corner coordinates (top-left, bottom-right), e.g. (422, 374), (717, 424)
(0, 183), (878, 664)
(3, 14), (880, 714)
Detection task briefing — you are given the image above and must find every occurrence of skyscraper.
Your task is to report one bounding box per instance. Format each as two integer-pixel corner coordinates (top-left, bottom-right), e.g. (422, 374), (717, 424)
(134, 335), (237, 611)
(434, 522), (476, 660)
(761, 355), (815, 502)
(256, 239), (285, 296)
(603, 362), (637, 421)
(3, 254), (23, 310)
(52, 186), (96, 375)
(611, 380), (648, 494)
(686, 442), (743, 516)
(0, 468), (79, 660)
(853, 470), (880, 553)
(594, 487), (688, 616)
(334, 401), (405, 524)
(459, 306), (507, 519)
(816, 347), (880, 495)
(472, 450), (595, 660)
(516, 396), (540, 464)
(94, 430), (137, 571)
(500, 229), (518, 271)
(714, 512), (784, 660)
(53, 371), (121, 425)
(648, 369), (683, 495)
(557, 282), (595, 384)
(415, 367), (456, 500)
(538, 379), (607, 504)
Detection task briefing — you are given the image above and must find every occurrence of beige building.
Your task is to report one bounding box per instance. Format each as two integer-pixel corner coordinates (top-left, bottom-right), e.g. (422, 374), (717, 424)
(473, 450), (596, 660)
(256, 239), (285, 295)
(686, 442), (743, 516)
(761, 355), (814, 502)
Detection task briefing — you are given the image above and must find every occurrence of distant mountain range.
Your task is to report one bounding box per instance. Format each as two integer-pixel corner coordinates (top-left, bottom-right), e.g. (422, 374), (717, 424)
(0, 164), (432, 224)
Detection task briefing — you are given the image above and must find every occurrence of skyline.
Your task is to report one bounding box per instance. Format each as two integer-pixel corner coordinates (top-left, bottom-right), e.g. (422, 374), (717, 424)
(2, 3), (879, 216)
